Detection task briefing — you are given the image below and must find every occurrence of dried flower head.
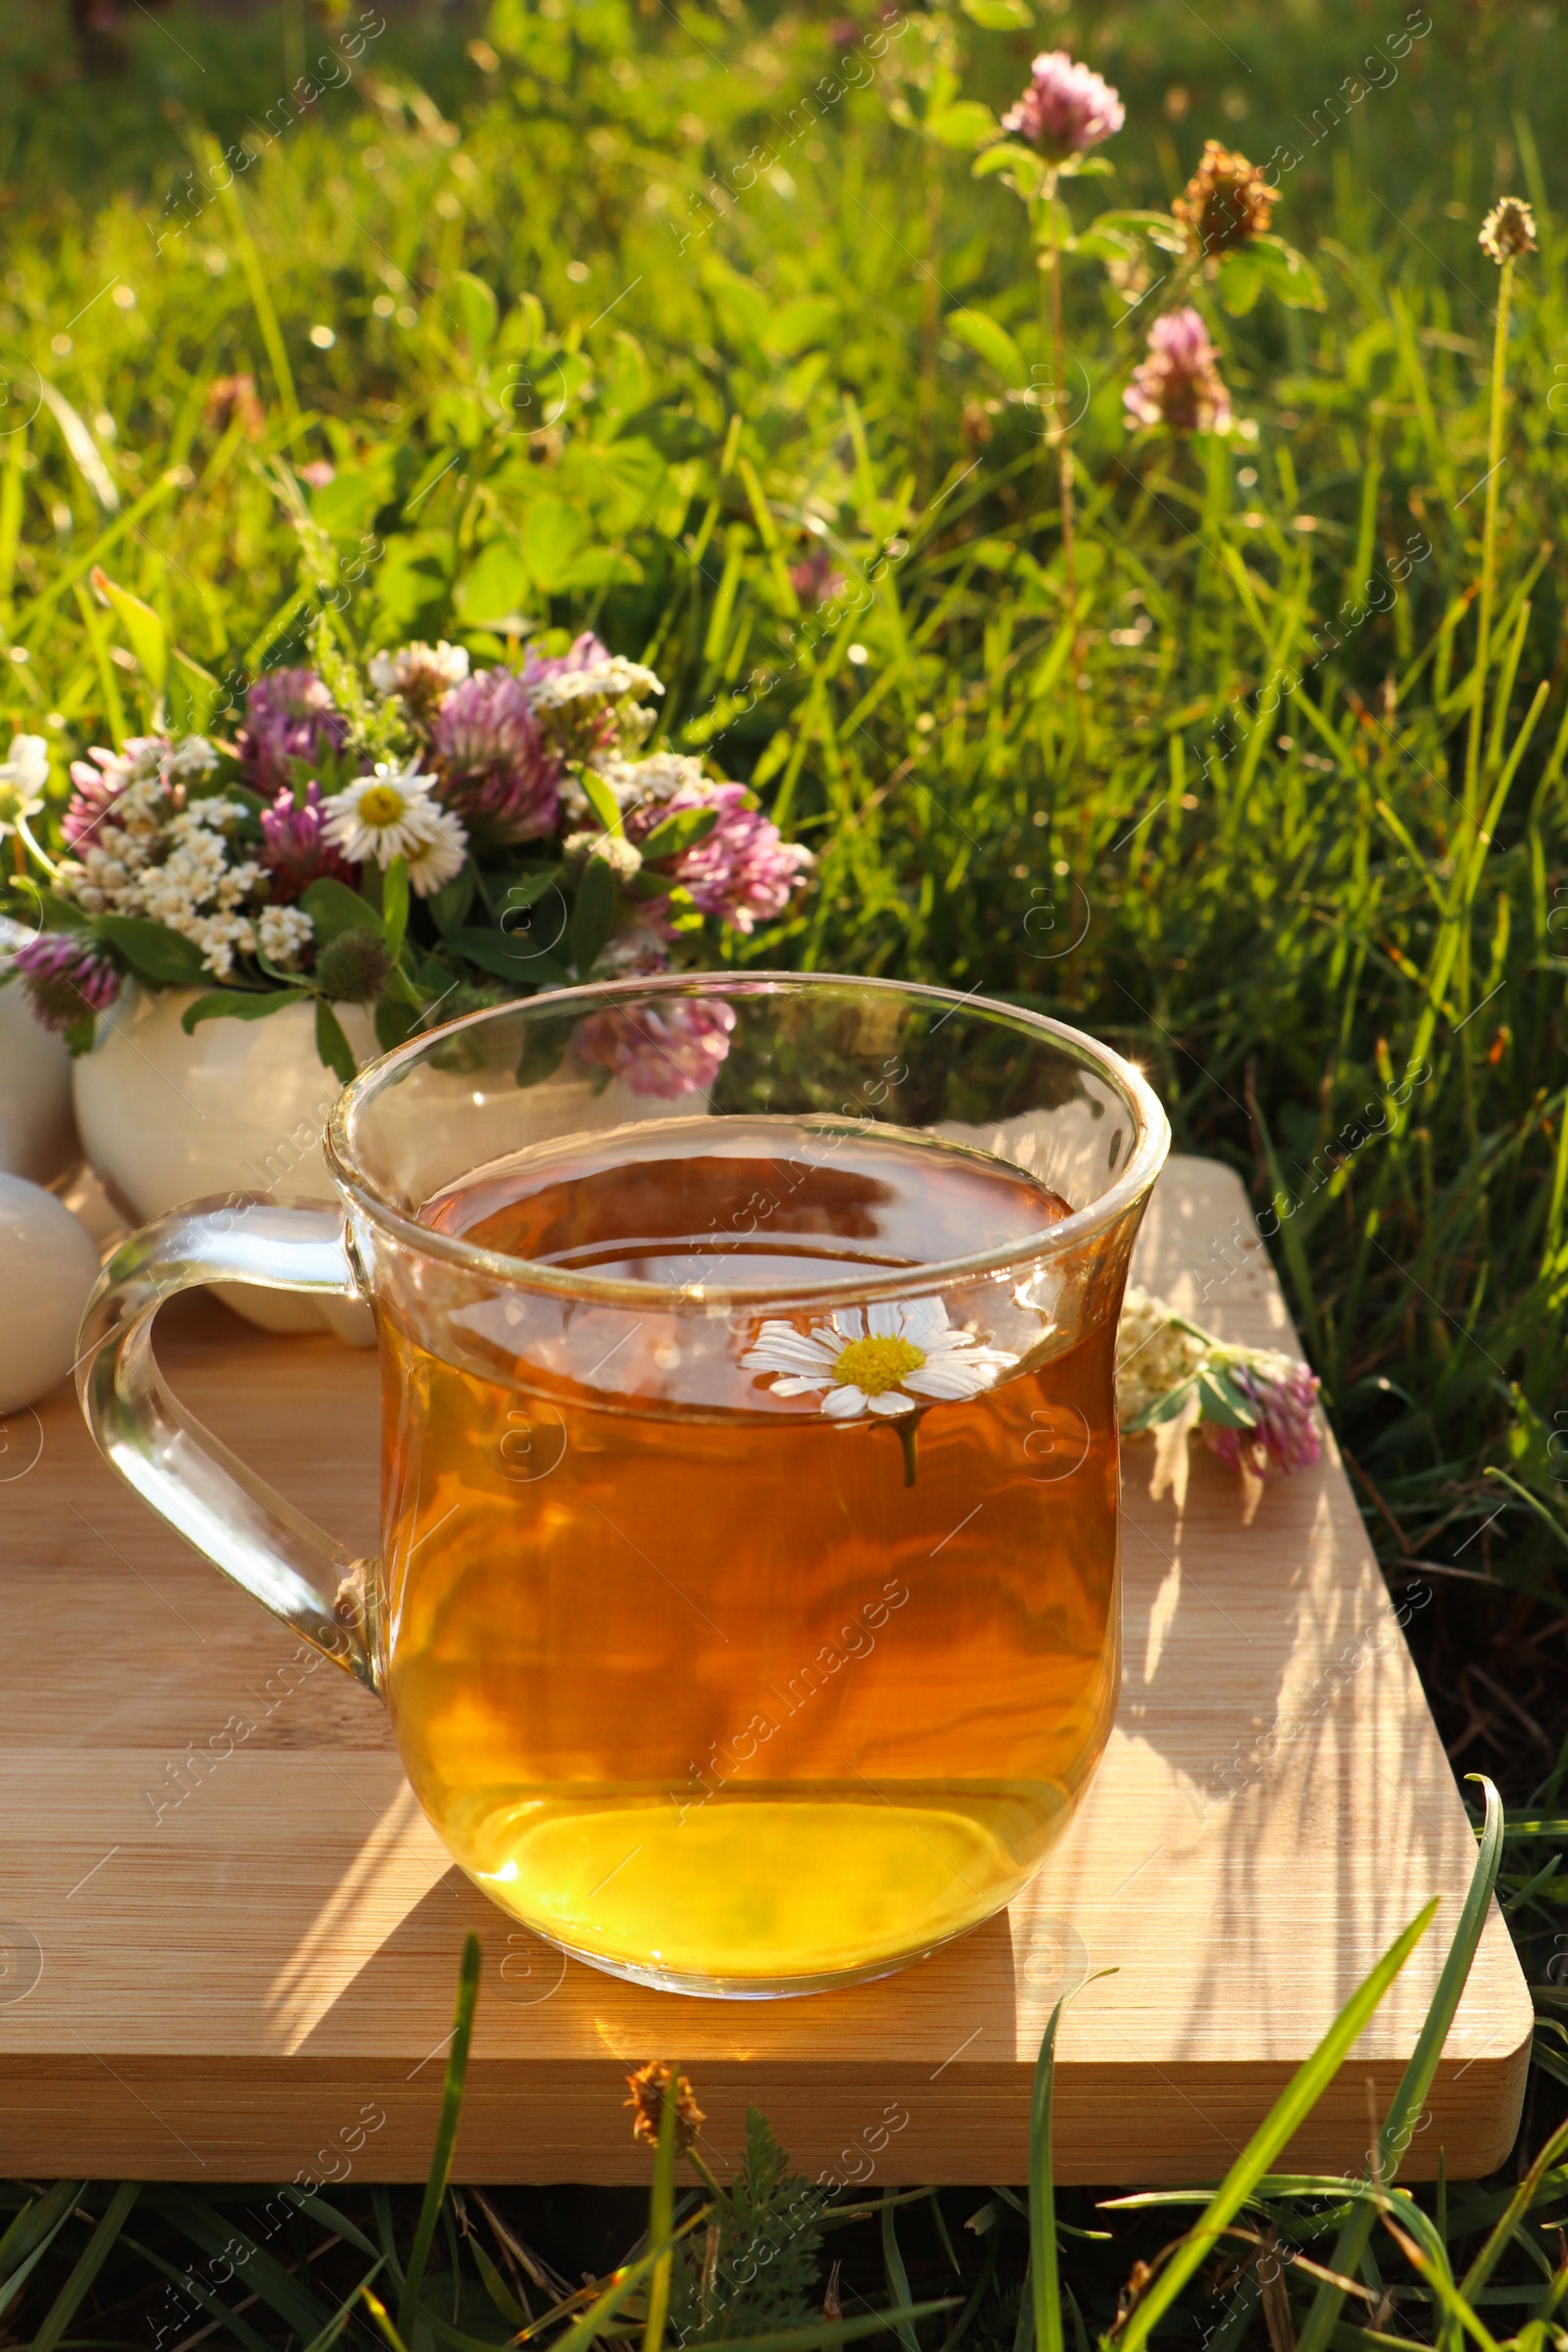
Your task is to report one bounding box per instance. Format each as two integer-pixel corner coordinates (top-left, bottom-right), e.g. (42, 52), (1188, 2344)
(1479, 196), (1537, 264)
(624, 2061), (705, 2152)
(314, 928), (393, 1004)
(1173, 140), (1278, 259)
(1001, 51), (1124, 164)
(1122, 308), (1233, 436)
(370, 640), (471, 718)
(205, 373), (266, 440)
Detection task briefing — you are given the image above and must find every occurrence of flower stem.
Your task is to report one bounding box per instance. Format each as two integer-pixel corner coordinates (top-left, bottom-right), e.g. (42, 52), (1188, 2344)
(1460, 257), (1513, 910)
(1039, 226), (1078, 631)
(897, 1417), (919, 1488)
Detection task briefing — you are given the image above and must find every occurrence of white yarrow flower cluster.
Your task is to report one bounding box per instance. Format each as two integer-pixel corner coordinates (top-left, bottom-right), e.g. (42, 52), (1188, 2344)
(1114, 1284), (1207, 1426)
(60, 791), (273, 978)
(527, 656), (664, 712)
(258, 904), (316, 969)
(368, 640), (470, 697)
(321, 763), (467, 897)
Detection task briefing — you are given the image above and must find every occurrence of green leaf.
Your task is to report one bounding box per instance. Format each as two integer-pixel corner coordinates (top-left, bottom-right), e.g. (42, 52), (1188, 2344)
(169, 643), (221, 732)
(640, 805), (721, 860)
(1246, 233), (1328, 310)
(1197, 1367), (1258, 1428)
(427, 864), (476, 937)
(181, 987), (312, 1034)
(454, 541), (534, 630)
(523, 497), (590, 594)
(375, 994), (422, 1053)
(960, 0), (1032, 24)
(453, 270), (500, 354)
(515, 1010), (576, 1089)
(1122, 1374), (1201, 1433)
(93, 568), (167, 695)
(382, 855), (410, 961)
(302, 875), (385, 944)
(450, 922), (564, 982)
(946, 307), (1027, 390)
(1092, 207), (1188, 255)
(398, 1932), (481, 2337)
(972, 143), (1046, 198)
(1115, 1899), (1438, 2352)
(95, 912), (209, 986)
(499, 864), (564, 910)
(570, 855), (617, 978)
(315, 999), (358, 1082)
(926, 101), (999, 151)
(1217, 253), (1261, 316)
(578, 768), (625, 838)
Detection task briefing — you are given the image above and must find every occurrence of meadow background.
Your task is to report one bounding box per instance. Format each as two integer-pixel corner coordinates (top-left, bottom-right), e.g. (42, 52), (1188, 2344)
(3, 0), (1568, 2340)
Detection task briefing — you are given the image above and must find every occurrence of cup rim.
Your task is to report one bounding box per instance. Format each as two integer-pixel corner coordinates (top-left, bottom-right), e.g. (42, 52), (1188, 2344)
(326, 971), (1172, 1310)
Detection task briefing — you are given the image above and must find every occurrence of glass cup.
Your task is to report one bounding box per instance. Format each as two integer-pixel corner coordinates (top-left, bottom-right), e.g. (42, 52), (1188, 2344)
(79, 974), (1169, 1998)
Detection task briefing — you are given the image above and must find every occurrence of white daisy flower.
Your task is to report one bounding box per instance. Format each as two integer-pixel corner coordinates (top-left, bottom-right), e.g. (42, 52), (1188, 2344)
(0, 733), (49, 838)
(401, 807), (469, 897)
(321, 764), (457, 869)
(741, 1298), (1018, 1420)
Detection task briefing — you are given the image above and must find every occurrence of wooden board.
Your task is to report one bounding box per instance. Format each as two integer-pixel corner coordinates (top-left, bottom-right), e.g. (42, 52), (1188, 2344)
(0, 1155), (1530, 2185)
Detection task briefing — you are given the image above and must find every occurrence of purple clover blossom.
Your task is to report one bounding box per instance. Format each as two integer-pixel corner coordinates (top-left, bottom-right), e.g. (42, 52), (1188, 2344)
(789, 544), (847, 607)
(1002, 51), (1124, 164)
(629, 783), (814, 936)
(237, 667), (349, 795)
(260, 781), (357, 898)
(430, 667), (564, 846)
(1123, 307), (1233, 436)
(14, 929), (122, 1034)
(574, 998), (738, 1101)
(1202, 1354), (1323, 1480)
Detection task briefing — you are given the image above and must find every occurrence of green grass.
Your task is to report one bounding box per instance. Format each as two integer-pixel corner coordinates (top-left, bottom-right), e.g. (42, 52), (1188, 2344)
(3, 0), (1568, 2336)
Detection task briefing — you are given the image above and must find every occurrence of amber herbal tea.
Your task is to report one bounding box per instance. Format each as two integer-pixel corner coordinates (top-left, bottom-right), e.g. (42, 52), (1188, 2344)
(377, 1115), (1121, 1993)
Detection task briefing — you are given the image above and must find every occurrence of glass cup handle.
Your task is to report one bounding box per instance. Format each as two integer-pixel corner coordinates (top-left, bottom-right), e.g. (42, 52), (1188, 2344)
(76, 1197), (378, 1692)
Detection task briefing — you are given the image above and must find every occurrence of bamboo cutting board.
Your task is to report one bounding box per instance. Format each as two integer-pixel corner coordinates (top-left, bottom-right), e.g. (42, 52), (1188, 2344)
(0, 1155), (1531, 2184)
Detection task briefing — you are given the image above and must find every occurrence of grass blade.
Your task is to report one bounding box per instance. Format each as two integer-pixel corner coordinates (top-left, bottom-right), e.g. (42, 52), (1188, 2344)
(1297, 1778), (1505, 2352)
(1029, 1999), (1066, 2352)
(881, 2202), (922, 2352)
(1112, 1899), (1438, 2352)
(398, 1929), (482, 2338)
(28, 2181), (137, 2352)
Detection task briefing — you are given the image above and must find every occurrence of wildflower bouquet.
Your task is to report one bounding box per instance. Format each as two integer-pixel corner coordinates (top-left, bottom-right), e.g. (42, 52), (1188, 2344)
(3, 632), (812, 1091)
(1115, 1286), (1323, 1479)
